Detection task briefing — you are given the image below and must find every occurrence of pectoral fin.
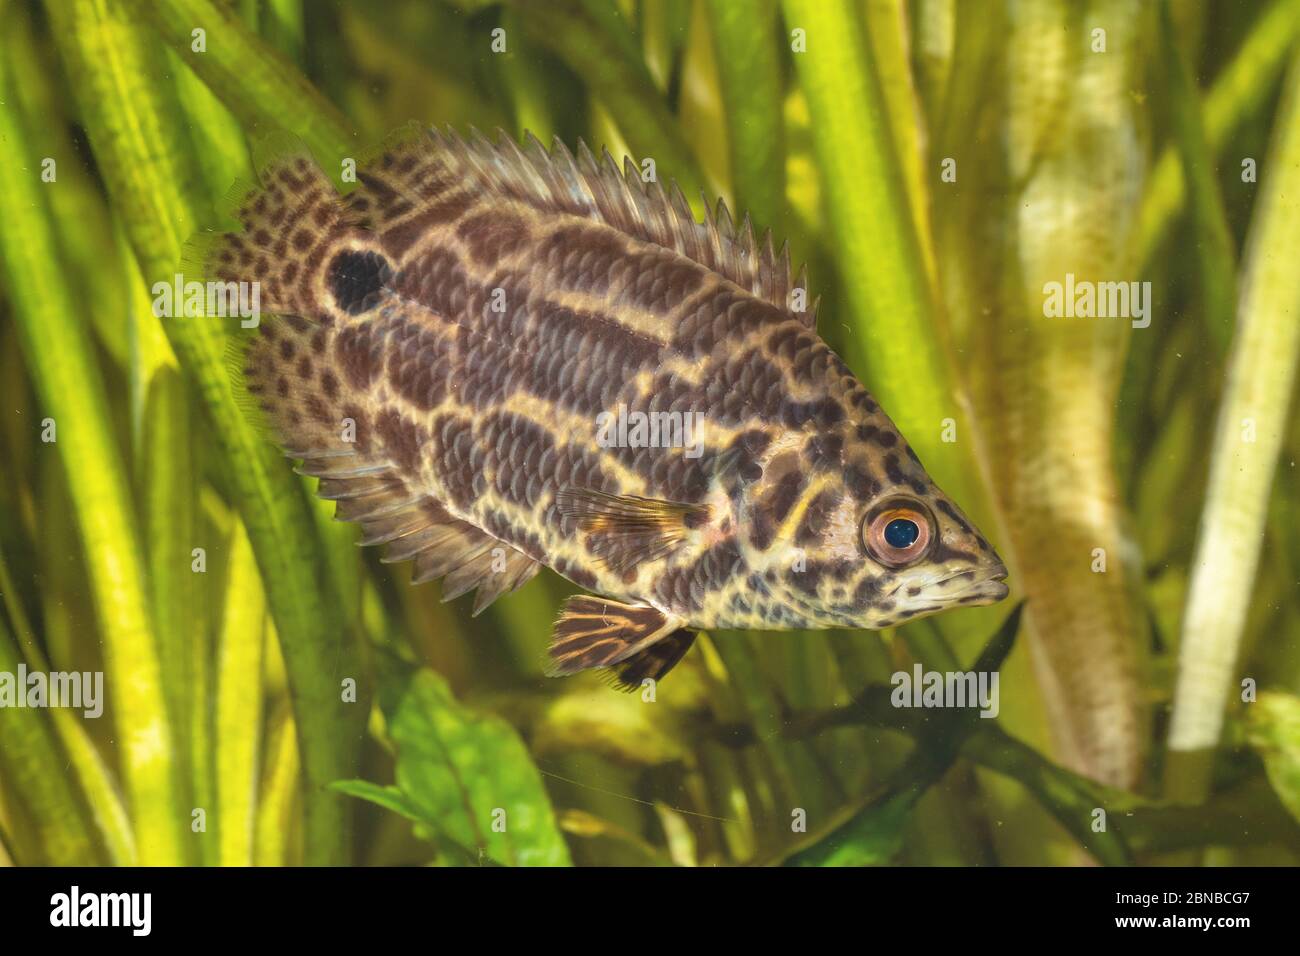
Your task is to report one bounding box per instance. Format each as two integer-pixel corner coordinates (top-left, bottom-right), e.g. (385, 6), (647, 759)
(547, 595), (688, 677)
(553, 488), (710, 577)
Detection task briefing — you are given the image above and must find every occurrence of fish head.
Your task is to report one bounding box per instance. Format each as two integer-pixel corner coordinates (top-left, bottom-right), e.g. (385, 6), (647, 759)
(749, 416), (1008, 629)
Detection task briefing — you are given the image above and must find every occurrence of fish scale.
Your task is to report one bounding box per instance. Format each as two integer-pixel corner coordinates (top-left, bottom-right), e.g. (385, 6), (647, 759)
(204, 125), (1009, 686)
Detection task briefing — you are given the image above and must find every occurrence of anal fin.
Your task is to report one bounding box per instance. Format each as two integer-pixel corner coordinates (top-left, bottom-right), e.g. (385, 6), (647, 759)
(547, 596), (687, 678)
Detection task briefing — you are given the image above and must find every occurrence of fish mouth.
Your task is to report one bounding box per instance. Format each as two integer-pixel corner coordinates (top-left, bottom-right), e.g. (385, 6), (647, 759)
(975, 563), (1010, 602)
(941, 562), (1009, 604)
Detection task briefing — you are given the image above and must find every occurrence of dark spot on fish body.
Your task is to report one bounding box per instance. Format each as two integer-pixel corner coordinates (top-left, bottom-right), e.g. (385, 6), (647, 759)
(765, 465), (807, 524)
(392, 247), (469, 320)
(791, 338), (836, 384)
(796, 489), (842, 545)
(385, 313), (451, 411)
(849, 391), (878, 413)
(553, 557), (598, 591)
(552, 443), (611, 499)
(321, 370), (339, 401)
(934, 498), (974, 536)
(806, 433), (844, 470)
(748, 509), (776, 550)
(828, 559), (856, 581)
(457, 209), (530, 266)
(296, 354), (313, 380)
(432, 412), (479, 509)
(731, 429), (771, 459)
(334, 321), (383, 391)
(521, 300), (662, 417)
(481, 410), (556, 510)
(792, 560), (825, 596)
(711, 348), (786, 425)
(538, 223), (629, 298)
(844, 463), (880, 502)
(655, 538), (744, 614)
(329, 249), (392, 316)
(340, 405), (370, 453)
(784, 396), (843, 430)
(928, 540), (979, 565)
(647, 455), (710, 504)
(305, 395), (332, 426)
(376, 408), (424, 473)
(883, 453), (928, 496)
(481, 509), (543, 560)
(379, 193), (476, 259)
(765, 323), (812, 362)
(674, 288), (783, 359)
(855, 574), (887, 605)
(623, 248), (705, 314)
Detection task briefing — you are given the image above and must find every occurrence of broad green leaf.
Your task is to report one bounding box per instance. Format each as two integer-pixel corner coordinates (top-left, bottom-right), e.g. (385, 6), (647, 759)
(1244, 692), (1300, 824)
(341, 659), (572, 867)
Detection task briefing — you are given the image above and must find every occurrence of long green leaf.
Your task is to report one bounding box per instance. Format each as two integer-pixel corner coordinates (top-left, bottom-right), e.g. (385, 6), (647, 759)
(1158, 0), (1237, 352)
(0, 615), (107, 865)
(214, 518), (266, 866)
(704, 0), (785, 228)
(1130, 0), (1300, 269)
(48, 0), (365, 864)
(136, 0), (353, 166)
(0, 37), (183, 864)
(1166, 51), (1300, 801)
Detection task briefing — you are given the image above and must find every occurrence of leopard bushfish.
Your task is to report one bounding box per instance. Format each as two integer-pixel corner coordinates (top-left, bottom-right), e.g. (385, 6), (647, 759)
(198, 126), (1009, 687)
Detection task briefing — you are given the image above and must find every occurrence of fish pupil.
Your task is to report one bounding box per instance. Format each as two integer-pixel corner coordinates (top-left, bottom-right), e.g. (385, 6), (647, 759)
(884, 518), (919, 549)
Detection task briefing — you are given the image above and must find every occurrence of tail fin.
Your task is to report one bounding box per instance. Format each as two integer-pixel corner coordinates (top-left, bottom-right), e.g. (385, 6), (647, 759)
(186, 140), (393, 459)
(194, 139), (376, 322)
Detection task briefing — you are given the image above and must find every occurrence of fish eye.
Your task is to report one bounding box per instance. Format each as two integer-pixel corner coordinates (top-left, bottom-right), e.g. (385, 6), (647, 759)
(862, 499), (933, 567)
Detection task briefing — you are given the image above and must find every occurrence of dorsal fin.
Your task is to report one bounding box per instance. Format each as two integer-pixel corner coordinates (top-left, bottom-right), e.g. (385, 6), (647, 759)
(346, 125), (813, 328)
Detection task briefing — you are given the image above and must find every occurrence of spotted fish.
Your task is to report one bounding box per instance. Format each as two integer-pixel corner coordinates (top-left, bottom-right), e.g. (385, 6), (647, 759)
(200, 126), (1009, 687)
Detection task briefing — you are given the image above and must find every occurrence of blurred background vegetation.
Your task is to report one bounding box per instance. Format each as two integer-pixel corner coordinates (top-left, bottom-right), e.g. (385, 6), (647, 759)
(1, 0), (1299, 866)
